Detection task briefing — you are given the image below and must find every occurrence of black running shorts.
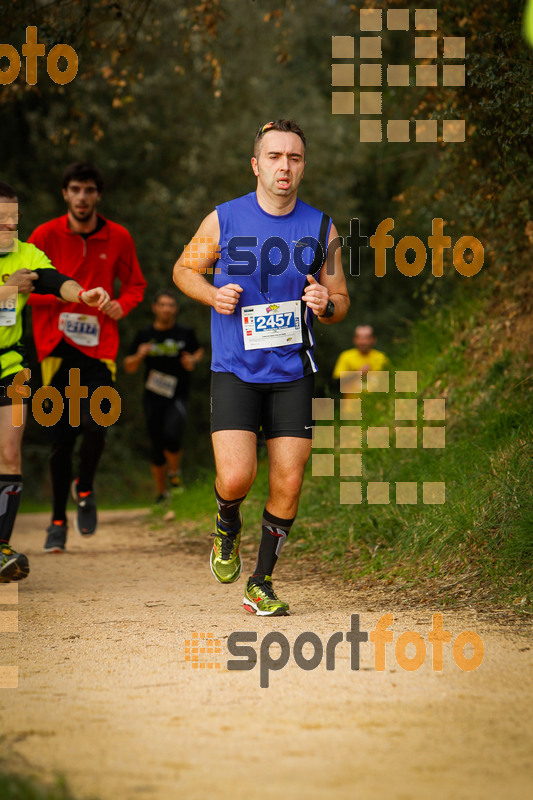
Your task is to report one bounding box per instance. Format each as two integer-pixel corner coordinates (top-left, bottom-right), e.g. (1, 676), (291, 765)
(144, 393), (188, 465)
(46, 349), (114, 444)
(210, 371), (314, 439)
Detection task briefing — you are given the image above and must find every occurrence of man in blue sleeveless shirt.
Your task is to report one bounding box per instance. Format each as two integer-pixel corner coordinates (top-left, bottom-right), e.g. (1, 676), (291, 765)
(173, 120), (349, 615)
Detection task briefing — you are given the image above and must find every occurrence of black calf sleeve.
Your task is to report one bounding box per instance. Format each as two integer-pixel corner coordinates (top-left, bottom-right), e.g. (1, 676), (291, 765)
(252, 508), (294, 580)
(0, 474), (22, 545)
(214, 485), (246, 532)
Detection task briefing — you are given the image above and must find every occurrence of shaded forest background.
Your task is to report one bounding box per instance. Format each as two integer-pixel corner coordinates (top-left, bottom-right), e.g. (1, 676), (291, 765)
(1, 0), (531, 503)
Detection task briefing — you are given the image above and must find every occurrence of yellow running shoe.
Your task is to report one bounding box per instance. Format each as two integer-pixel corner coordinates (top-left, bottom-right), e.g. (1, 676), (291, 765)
(209, 514), (242, 584)
(0, 543), (30, 582)
(243, 575), (289, 616)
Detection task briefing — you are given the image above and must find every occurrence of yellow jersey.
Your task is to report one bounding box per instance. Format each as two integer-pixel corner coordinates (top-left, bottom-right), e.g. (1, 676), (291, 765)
(0, 241), (56, 379)
(332, 348), (390, 379)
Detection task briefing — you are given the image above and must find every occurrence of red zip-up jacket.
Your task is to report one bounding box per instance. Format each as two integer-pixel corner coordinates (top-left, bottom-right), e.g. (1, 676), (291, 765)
(27, 214), (146, 362)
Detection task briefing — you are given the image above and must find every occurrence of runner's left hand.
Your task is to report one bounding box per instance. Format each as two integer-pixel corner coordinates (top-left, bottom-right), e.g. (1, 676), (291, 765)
(302, 274), (328, 316)
(4, 268), (38, 293)
(101, 298), (124, 319)
(81, 287), (112, 311)
(181, 351), (197, 371)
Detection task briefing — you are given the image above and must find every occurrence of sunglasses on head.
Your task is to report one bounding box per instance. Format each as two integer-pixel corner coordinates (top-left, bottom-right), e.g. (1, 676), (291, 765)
(257, 121), (275, 136)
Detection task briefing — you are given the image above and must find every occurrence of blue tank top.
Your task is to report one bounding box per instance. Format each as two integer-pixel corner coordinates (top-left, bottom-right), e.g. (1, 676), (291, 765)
(211, 192), (331, 383)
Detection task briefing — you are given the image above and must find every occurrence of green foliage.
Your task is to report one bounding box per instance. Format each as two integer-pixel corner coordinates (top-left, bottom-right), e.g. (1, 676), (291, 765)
(293, 284), (533, 608)
(0, 771), (90, 800)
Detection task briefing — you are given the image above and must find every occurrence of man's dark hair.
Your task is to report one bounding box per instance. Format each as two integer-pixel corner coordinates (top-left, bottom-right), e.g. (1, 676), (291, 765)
(0, 181), (17, 200)
(62, 162), (104, 193)
(253, 119), (307, 158)
(153, 289), (179, 305)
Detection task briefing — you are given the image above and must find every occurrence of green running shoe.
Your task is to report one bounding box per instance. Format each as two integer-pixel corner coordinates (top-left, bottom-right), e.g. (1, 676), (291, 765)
(0, 543), (30, 583)
(210, 514), (242, 584)
(243, 575), (290, 616)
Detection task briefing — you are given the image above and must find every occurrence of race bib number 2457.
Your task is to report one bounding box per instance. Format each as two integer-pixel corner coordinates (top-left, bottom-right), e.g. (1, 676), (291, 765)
(241, 300), (302, 351)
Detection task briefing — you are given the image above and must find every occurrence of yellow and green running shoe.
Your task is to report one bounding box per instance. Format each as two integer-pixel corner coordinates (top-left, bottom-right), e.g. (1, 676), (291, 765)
(243, 575), (290, 616)
(0, 543), (30, 582)
(210, 514), (242, 584)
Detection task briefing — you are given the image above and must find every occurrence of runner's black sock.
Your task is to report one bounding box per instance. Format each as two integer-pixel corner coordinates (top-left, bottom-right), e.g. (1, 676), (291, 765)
(0, 474), (22, 545)
(78, 425), (106, 493)
(215, 485), (246, 533)
(252, 508), (294, 580)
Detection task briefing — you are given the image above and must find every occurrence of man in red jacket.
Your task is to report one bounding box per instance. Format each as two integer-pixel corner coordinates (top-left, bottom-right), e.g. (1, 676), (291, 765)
(28, 162), (147, 552)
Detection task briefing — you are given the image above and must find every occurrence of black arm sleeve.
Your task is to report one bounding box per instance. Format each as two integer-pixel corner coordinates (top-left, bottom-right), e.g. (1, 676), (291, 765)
(32, 269), (71, 297)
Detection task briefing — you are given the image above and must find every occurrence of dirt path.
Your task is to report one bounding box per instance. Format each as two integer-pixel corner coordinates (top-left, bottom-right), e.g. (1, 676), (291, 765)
(1, 510), (532, 800)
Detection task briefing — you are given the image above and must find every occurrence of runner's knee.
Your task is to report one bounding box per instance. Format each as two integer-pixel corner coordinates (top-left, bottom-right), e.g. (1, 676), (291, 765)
(217, 468), (256, 499)
(270, 469), (304, 500)
(0, 440), (21, 473)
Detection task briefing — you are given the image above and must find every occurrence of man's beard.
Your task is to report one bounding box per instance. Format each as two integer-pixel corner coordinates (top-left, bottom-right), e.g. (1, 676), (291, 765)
(70, 207), (94, 221)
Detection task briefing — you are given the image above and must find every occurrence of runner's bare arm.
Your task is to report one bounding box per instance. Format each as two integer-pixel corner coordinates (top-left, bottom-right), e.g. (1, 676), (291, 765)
(173, 211), (243, 315)
(302, 223), (349, 324)
(123, 342), (153, 373)
(59, 280), (111, 310)
(8, 269), (110, 312)
(181, 347), (204, 371)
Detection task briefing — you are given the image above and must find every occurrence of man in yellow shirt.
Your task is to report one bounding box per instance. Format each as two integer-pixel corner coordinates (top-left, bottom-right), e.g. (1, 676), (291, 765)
(332, 325), (390, 389)
(0, 181), (109, 581)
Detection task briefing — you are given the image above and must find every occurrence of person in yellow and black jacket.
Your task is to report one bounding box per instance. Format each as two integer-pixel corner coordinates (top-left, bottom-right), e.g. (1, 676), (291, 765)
(332, 325), (390, 394)
(0, 181), (110, 583)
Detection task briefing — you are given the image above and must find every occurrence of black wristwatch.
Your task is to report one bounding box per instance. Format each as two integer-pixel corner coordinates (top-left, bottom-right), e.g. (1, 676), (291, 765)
(319, 299), (335, 318)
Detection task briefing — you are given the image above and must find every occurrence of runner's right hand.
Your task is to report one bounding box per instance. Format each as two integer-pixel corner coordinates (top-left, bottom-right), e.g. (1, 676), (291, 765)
(81, 287), (111, 310)
(136, 342), (153, 358)
(4, 268), (38, 293)
(214, 283), (243, 315)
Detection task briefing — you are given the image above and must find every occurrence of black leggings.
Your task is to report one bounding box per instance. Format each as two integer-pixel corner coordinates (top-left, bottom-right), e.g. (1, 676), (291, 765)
(144, 394), (188, 466)
(50, 421), (106, 518)
(46, 350), (113, 518)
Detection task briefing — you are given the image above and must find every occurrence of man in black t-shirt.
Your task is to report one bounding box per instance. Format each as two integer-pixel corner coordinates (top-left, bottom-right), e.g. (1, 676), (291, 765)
(124, 290), (203, 502)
